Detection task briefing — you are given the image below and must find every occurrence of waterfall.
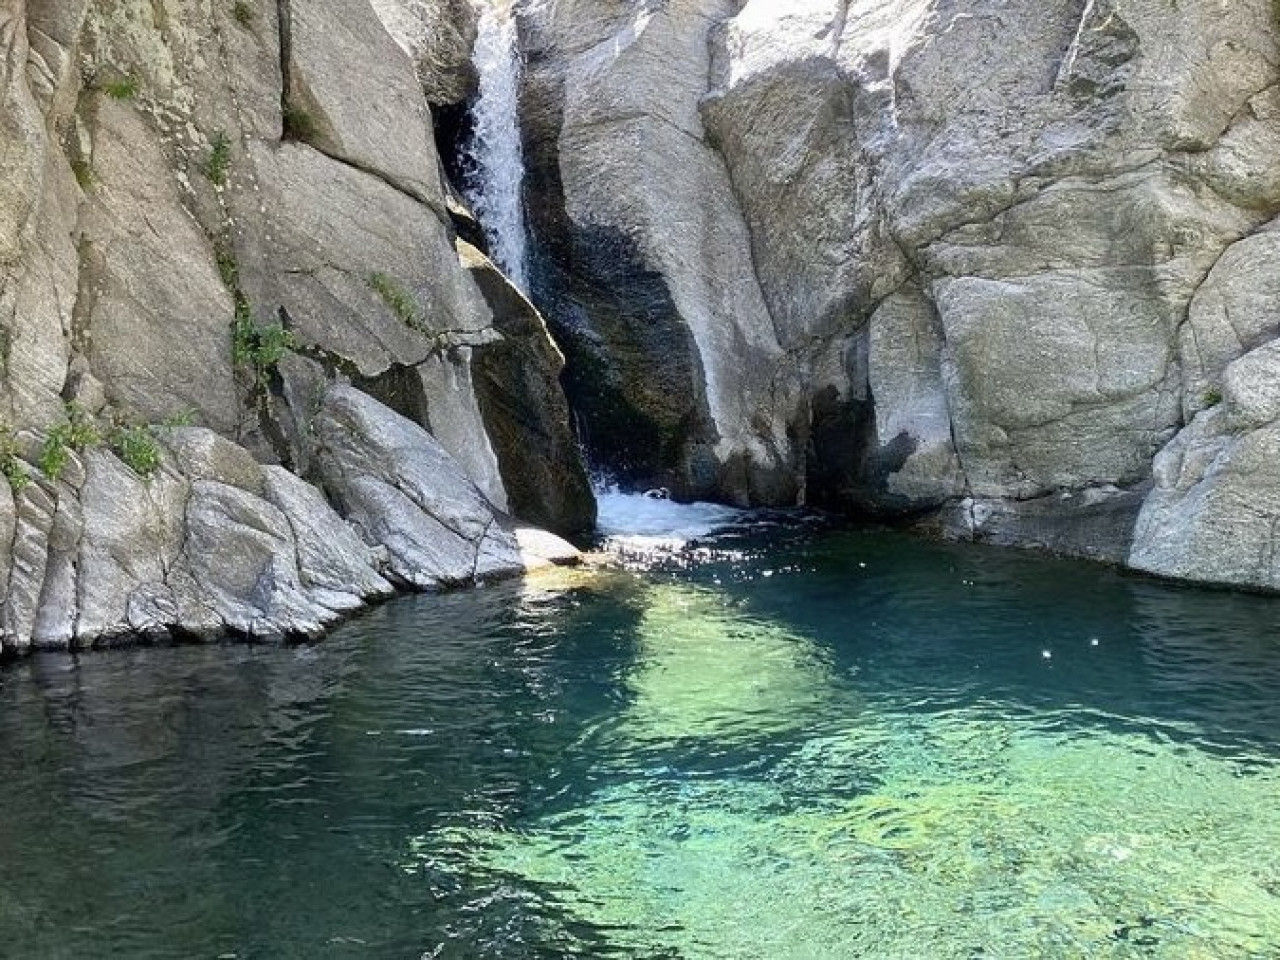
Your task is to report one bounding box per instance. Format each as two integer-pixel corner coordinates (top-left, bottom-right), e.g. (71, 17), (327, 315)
(464, 0), (529, 291)
(1056, 0), (1098, 89)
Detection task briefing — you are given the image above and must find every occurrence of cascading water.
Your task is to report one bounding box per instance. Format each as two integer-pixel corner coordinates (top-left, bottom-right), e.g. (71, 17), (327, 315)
(464, 0), (530, 291)
(463, 0), (735, 543)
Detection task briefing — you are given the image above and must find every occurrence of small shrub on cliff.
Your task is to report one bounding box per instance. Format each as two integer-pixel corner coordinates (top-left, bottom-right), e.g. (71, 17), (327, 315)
(233, 307), (298, 386)
(282, 105), (318, 142)
(38, 404), (102, 482)
(1202, 387), (1224, 408)
(38, 429), (71, 482)
(111, 424), (162, 478)
(0, 430), (30, 493)
(367, 272), (425, 332)
(203, 131), (232, 187)
(102, 75), (139, 101)
(233, 0), (255, 25)
(65, 403), (103, 450)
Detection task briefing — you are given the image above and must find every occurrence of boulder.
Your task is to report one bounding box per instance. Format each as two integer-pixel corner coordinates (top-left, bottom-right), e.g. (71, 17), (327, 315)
(313, 384), (523, 589)
(1132, 339), (1280, 590)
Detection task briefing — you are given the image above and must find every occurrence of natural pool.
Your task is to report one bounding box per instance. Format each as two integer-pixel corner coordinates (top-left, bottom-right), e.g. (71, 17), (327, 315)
(1, 510), (1279, 959)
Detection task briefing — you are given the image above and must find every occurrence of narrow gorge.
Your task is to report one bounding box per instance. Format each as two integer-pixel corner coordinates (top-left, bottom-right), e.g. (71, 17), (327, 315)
(3, 2), (1280, 955)
(3, 0), (1280, 656)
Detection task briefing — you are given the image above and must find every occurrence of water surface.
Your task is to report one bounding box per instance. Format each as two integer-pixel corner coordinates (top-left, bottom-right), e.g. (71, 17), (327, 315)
(2, 521), (1279, 958)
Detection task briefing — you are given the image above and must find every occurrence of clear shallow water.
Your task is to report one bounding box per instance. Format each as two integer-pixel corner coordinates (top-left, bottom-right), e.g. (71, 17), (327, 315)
(2, 523), (1280, 958)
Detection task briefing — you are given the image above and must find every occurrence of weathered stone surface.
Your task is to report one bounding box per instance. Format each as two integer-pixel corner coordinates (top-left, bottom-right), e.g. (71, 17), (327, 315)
(161, 427), (265, 494)
(75, 449), (190, 643)
(522, 0), (800, 504)
(3, 480), (56, 652)
(0, 0), (45, 267)
(261, 464), (394, 609)
(1132, 340), (1280, 590)
(3, 149), (78, 429)
(1180, 224), (1280, 419)
(23, 0), (90, 115)
(863, 290), (964, 510)
(463, 241), (596, 537)
(0, 0), (597, 655)
(370, 0), (478, 106)
(939, 487), (1146, 565)
(239, 141), (489, 373)
(313, 384), (522, 589)
(288, 0), (445, 212)
(80, 98), (240, 434)
(934, 270), (1183, 498)
(513, 526), (581, 571)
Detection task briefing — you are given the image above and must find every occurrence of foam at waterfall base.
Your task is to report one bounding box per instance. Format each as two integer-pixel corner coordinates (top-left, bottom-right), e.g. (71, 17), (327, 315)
(594, 487), (746, 554)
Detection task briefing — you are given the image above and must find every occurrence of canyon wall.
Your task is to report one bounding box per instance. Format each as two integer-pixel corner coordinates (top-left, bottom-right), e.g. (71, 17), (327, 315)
(0, 0), (593, 655)
(520, 0), (1280, 590)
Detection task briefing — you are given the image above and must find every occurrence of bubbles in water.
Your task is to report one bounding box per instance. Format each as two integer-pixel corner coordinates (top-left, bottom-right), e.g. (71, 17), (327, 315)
(594, 486), (746, 554)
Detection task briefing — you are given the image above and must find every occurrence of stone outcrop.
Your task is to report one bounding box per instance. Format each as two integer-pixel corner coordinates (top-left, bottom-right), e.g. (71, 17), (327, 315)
(521, 0), (1280, 591)
(521, 0), (800, 504)
(0, 0), (591, 656)
(1131, 340), (1280, 589)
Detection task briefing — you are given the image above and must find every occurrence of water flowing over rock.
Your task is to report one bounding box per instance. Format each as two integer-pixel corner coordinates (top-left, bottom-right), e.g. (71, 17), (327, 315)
(463, 0), (530, 290)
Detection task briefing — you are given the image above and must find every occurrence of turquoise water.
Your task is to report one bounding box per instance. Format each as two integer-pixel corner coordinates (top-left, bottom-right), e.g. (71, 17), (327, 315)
(2, 525), (1280, 958)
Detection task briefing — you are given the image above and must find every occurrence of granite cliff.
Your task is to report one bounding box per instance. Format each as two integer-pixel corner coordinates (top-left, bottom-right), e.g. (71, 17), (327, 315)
(520, 0), (1280, 591)
(0, 0), (592, 654)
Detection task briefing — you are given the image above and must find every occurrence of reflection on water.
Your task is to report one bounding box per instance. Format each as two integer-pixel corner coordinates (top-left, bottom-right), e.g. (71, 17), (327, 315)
(607, 583), (839, 747)
(1, 529), (1280, 958)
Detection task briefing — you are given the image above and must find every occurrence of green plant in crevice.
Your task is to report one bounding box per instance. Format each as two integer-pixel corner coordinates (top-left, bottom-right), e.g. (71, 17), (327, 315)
(0, 429), (30, 493)
(38, 403), (102, 482)
(282, 104), (318, 142)
(162, 408), (198, 428)
(65, 402), (103, 450)
(233, 0), (255, 25)
(110, 423), (162, 478)
(233, 304), (298, 387)
(38, 428), (71, 482)
(1202, 387), (1224, 408)
(367, 271), (425, 332)
(70, 159), (94, 192)
(213, 235), (240, 291)
(102, 75), (140, 101)
(213, 233), (296, 391)
(203, 130), (232, 187)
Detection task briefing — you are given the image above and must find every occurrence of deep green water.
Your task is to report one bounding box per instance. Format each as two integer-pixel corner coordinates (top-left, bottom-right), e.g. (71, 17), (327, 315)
(2, 525), (1280, 958)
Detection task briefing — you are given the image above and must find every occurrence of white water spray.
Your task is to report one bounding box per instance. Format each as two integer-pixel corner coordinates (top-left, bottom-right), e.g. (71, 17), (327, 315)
(465, 0), (529, 291)
(594, 486), (747, 554)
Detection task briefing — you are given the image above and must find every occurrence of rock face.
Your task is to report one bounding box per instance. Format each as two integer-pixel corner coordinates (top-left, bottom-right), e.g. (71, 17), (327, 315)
(0, 0), (590, 656)
(521, 0), (1280, 590)
(521, 0), (800, 504)
(1131, 341), (1280, 589)
(4, 0), (1280, 626)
